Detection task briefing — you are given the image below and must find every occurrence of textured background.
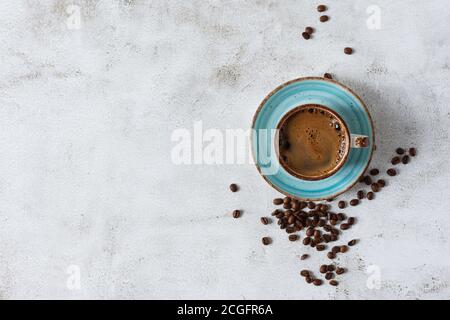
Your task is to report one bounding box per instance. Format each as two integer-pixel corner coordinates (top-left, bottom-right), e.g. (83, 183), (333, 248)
(0, 0), (449, 299)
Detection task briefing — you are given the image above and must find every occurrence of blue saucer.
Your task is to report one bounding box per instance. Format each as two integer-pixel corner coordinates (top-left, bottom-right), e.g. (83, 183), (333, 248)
(251, 77), (375, 200)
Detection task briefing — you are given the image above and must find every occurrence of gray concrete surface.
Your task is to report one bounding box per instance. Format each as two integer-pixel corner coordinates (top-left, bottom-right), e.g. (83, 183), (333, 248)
(0, 0), (449, 299)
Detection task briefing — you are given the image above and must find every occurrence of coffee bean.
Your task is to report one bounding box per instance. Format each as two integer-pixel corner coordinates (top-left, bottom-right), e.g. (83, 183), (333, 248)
(288, 215), (296, 224)
(337, 213), (346, 221)
(260, 217), (270, 225)
(286, 226), (296, 234)
(409, 148), (417, 157)
(332, 246), (340, 254)
(306, 227), (314, 237)
(314, 230), (321, 238)
(316, 244), (326, 251)
(305, 26), (314, 34)
(271, 210), (280, 216)
(347, 217), (355, 225)
(364, 175), (372, 185)
(283, 202), (292, 210)
(229, 184), (238, 192)
(396, 148), (405, 155)
(303, 237), (311, 246)
(402, 155), (410, 164)
(289, 234), (299, 242)
(317, 4), (327, 12)
(371, 183), (380, 193)
(233, 210), (241, 218)
(370, 169), (380, 176)
(357, 190), (365, 200)
(330, 234), (338, 242)
(358, 175), (365, 183)
(283, 197), (291, 204)
(340, 223), (350, 230)
(262, 237), (271, 245)
(327, 198), (334, 202)
(327, 252), (336, 259)
(348, 239), (358, 246)
(350, 199), (359, 206)
(391, 156), (401, 165)
(336, 267), (346, 275)
(319, 204), (329, 212)
(323, 234), (331, 243)
(338, 201), (346, 209)
(387, 168), (397, 176)
(320, 15), (329, 22)
(300, 270), (310, 277)
(320, 265), (328, 274)
(344, 47), (353, 55)
(329, 280), (339, 286)
(307, 202), (316, 209)
(302, 32), (311, 40)
(306, 276), (313, 284)
(325, 272), (334, 280)
(367, 192), (375, 200)
(300, 254), (309, 260)
(327, 264), (336, 272)
(324, 73), (333, 79)
(378, 179), (386, 187)
(273, 198), (283, 205)
(299, 201), (307, 209)
(340, 245), (349, 253)
(330, 219), (338, 226)
(330, 228), (340, 236)
(313, 279), (323, 286)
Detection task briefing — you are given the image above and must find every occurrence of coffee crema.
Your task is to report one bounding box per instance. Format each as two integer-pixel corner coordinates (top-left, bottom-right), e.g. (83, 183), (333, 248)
(278, 105), (349, 180)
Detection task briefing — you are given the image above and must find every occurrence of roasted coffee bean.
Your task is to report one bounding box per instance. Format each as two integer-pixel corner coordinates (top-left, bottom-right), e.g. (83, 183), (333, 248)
(344, 47), (353, 55)
(377, 179), (386, 187)
(320, 265), (328, 274)
(314, 230), (321, 238)
(370, 169), (380, 176)
(317, 4), (327, 12)
(367, 192), (375, 200)
(288, 215), (296, 224)
(318, 219), (326, 227)
(286, 227), (296, 234)
(338, 201), (346, 209)
(305, 26), (314, 34)
(348, 239), (358, 246)
(262, 237), (271, 245)
(331, 246), (340, 254)
(303, 237), (311, 246)
(313, 279), (323, 286)
(350, 199), (359, 206)
(325, 272), (334, 280)
(276, 212), (284, 219)
(391, 157), (401, 165)
(273, 198), (283, 205)
(283, 197), (291, 205)
(288, 234), (299, 242)
(299, 201), (307, 209)
(271, 210), (280, 216)
(327, 252), (336, 259)
(320, 15), (329, 22)
(371, 183), (380, 193)
(319, 204), (329, 212)
(283, 202), (292, 210)
(300, 270), (310, 277)
(323, 234), (331, 243)
(330, 219), (338, 226)
(302, 32), (311, 40)
(340, 223), (350, 230)
(229, 184), (238, 192)
(387, 168), (397, 176)
(337, 213), (346, 221)
(232, 210), (241, 218)
(409, 148), (417, 157)
(327, 198), (334, 202)
(357, 190), (365, 199)
(364, 175), (372, 185)
(330, 234), (338, 242)
(310, 240), (316, 248)
(316, 244), (326, 251)
(347, 217), (356, 225)
(329, 280), (339, 286)
(300, 254), (309, 260)
(396, 148), (405, 155)
(306, 227), (315, 237)
(307, 202), (316, 209)
(291, 202), (299, 211)
(327, 264), (336, 272)
(340, 245), (349, 253)
(358, 175), (365, 183)
(336, 267), (346, 275)
(330, 228), (340, 236)
(402, 155), (410, 164)
(260, 217), (270, 225)
(324, 73), (333, 79)
(305, 276), (313, 284)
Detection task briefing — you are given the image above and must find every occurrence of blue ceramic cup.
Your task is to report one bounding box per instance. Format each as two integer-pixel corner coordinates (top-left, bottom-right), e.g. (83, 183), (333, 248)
(251, 77), (375, 201)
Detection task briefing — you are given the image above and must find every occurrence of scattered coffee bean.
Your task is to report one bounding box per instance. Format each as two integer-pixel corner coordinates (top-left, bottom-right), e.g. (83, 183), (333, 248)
(409, 148), (417, 157)
(377, 179), (386, 187)
(350, 199), (359, 206)
(300, 254), (309, 260)
(391, 156), (401, 165)
(348, 239), (358, 246)
(324, 73), (333, 79)
(326, 198), (334, 202)
(307, 202), (316, 209)
(233, 210), (241, 218)
(337, 201), (345, 209)
(332, 246), (340, 254)
(357, 190), (365, 200)
(325, 272), (334, 280)
(327, 264), (336, 272)
(371, 183), (380, 193)
(317, 4), (327, 12)
(229, 183), (238, 192)
(367, 192), (375, 200)
(340, 245), (349, 253)
(303, 237), (311, 246)
(262, 237), (271, 245)
(320, 15), (329, 22)
(273, 198), (283, 205)
(260, 217), (270, 225)
(358, 175), (365, 183)
(364, 176), (372, 185)
(329, 280), (339, 286)
(306, 227), (314, 237)
(396, 148), (405, 155)
(402, 155), (410, 164)
(320, 265), (328, 274)
(336, 267), (346, 275)
(344, 47), (353, 55)
(305, 26), (314, 34)
(302, 32), (311, 40)
(288, 234), (299, 242)
(337, 213), (346, 221)
(283, 197), (291, 205)
(340, 223), (350, 230)
(327, 252), (336, 259)
(283, 202), (292, 209)
(313, 279), (323, 286)
(387, 168), (397, 176)
(300, 270), (310, 277)
(316, 244), (326, 251)
(369, 169), (379, 176)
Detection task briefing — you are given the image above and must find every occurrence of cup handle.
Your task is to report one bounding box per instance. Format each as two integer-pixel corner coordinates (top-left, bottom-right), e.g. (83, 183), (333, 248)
(350, 134), (370, 148)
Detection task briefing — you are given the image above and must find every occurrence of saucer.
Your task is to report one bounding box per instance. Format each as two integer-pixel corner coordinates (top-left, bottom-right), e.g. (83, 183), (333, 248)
(251, 77), (375, 200)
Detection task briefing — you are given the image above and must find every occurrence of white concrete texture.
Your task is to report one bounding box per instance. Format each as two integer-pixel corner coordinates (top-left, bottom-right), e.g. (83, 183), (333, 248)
(0, 0), (449, 299)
